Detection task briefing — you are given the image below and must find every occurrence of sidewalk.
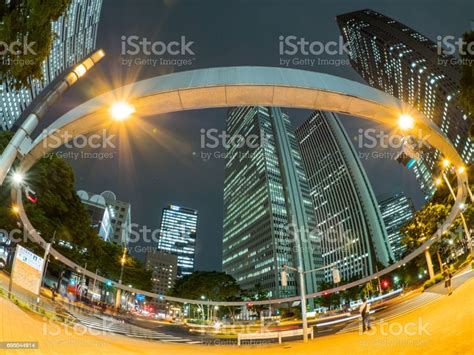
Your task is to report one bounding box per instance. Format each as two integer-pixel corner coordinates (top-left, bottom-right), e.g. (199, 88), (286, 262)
(1, 275), (473, 354)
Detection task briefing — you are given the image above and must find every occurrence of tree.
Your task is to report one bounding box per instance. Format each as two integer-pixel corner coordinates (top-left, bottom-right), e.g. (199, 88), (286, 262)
(0, 135), (152, 290)
(168, 271), (241, 319)
(246, 283), (269, 317)
(401, 203), (450, 251)
(169, 271), (241, 301)
(0, 0), (71, 89)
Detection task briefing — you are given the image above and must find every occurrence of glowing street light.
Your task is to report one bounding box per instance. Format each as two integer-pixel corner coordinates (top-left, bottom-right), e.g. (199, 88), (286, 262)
(435, 178), (442, 186)
(110, 102), (135, 121)
(398, 114), (414, 130)
(12, 205), (19, 214)
(73, 64), (87, 78)
(12, 172), (24, 185)
(442, 159), (450, 168)
(458, 166), (465, 174)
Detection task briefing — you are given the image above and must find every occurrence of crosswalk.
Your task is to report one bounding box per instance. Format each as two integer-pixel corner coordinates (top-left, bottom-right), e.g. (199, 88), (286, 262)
(68, 310), (202, 344)
(336, 291), (442, 334)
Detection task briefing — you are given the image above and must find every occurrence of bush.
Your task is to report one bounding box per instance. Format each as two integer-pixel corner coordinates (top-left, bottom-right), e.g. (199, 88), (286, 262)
(422, 274), (443, 290)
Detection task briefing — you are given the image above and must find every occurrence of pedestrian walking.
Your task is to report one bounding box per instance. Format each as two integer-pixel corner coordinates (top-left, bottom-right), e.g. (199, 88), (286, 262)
(443, 265), (453, 295)
(51, 284), (57, 302)
(359, 297), (371, 332)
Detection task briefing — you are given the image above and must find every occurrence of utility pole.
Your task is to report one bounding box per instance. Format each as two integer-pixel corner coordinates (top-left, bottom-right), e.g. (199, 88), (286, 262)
(115, 247), (127, 309)
(41, 230), (56, 288)
(282, 263), (339, 342)
(442, 171), (472, 252)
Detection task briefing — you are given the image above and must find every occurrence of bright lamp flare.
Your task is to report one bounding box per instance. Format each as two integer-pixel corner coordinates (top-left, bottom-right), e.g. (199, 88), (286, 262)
(435, 178), (442, 186)
(398, 114), (414, 130)
(12, 172), (24, 185)
(73, 64), (87, 78)
(458, 166), (465, 174)
(110, 102), (135, 121)
(442, 159), (450, 168)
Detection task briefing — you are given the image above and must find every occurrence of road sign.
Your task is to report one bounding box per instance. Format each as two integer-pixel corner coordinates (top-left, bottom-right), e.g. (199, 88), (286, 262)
(11, 245), (45, 295)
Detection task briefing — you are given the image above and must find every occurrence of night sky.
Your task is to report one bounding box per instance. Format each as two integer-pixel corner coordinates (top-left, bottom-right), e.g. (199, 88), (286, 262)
(41, 0), (473, 271)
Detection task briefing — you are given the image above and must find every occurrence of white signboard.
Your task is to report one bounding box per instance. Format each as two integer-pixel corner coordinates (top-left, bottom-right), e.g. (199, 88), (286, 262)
(11, 245), (45, 295)
(281, 271), (288, 287)
(332, 268), (341, 284)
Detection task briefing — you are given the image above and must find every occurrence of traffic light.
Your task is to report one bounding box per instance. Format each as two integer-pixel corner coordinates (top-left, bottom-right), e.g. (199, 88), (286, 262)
(24, 185), (38, 203)
(105, 280), (113, 287)
(381, 280), (390, 289)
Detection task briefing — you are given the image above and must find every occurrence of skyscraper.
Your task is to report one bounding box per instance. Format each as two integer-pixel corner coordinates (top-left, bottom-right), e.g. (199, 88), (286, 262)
(157, 205), (198, 278)
(77, 190), (131, 246)
(337, 9), (473, 199)
(145, 250), (177, 312)
(296, 111), (393, 283)
(222, 107), (322, 299)
(0, 0), (103, 130)
(378, 192), (416, 261)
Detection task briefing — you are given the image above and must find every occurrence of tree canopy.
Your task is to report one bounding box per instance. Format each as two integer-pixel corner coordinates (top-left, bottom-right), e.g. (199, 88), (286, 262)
(0, 0), (71, 89)
(168, 271), (241, 301)
(0, 132), (152, 290)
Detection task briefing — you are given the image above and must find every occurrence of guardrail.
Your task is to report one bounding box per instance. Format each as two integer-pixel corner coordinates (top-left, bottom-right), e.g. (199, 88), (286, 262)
(237, 327), (314, 345)
(0, 284), (76, 325)
(3, 65), (471, 308)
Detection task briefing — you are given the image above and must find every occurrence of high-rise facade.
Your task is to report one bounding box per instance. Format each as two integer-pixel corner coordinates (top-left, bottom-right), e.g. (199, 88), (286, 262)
(77, 190), (131, 246)
(337, 9), (473, 199)
(145, 250), (177, 311)
(378, 192), (416, 261)
(296, 111), (393, 283)
(157, 205), (197, 278)
(0, 0), (103, 130)
(222, 107), (322, 299)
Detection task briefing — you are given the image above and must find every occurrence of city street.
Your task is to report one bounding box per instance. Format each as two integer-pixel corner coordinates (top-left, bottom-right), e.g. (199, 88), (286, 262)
(1, 271), (473, 354)
(0, 1), (472, 354)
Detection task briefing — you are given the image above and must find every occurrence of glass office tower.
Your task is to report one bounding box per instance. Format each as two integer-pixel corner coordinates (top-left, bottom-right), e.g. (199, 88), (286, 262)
(158, 205), (198, 278)
(296, 111), (393, 283)
(337, 9), (473, 199)
(0, 0), (103, 130)
(222, 106), (322, 299)
(378, 192), (416, 261)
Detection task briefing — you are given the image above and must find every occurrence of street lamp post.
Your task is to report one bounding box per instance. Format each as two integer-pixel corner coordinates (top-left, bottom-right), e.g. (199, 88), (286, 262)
(439, 164), (472, 252)
(282, 263), (338, 342)
(115, 247), (127, 309)
(91, 268), (100, 300)
(41, 230), (56, 288)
